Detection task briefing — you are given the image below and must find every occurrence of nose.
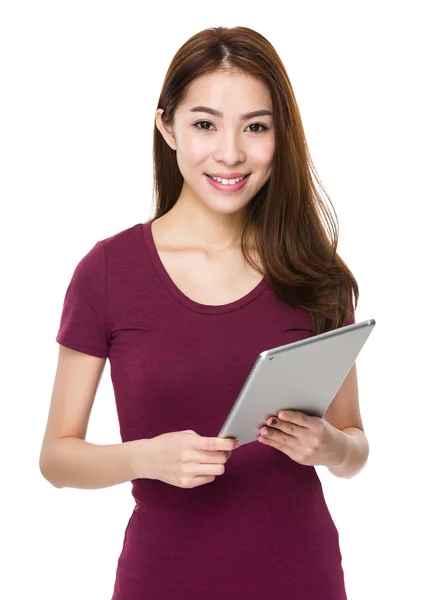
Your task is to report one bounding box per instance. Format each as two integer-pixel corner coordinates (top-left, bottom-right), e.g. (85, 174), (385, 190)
(213, 129), (246, 165)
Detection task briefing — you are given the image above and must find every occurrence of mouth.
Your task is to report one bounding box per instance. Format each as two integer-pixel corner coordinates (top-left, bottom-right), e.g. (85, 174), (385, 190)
(205, 173), (251, 182)
(204, 172), (251, 192)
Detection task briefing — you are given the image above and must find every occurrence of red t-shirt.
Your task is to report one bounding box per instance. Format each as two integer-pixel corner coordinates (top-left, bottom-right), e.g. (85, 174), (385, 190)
(56, 218), (355, 599)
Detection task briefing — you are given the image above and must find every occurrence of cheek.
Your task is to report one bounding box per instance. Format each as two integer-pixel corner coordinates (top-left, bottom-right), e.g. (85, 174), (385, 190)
(252, 138), (275, 167)
(176, 131), (210, 165)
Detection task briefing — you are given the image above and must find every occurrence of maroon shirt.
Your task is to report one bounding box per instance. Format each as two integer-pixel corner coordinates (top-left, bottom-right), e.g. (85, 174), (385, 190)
(56, 218), (355, 599)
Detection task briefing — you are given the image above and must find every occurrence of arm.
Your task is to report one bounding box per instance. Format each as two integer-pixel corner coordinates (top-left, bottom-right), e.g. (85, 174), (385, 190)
(326, 426), (369, 479)
(40, 436), (144, 490)
(323, 363), (370, 479)
(39, 345), (147, 489)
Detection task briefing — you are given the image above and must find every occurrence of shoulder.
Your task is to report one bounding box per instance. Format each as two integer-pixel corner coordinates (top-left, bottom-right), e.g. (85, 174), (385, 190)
(98, 222), (144, 258)
(68, 222), (144, 281)
(96, 223), (143, 252)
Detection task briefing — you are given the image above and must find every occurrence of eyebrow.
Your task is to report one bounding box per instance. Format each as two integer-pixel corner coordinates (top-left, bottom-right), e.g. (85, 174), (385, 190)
(189, 106), (273, 120)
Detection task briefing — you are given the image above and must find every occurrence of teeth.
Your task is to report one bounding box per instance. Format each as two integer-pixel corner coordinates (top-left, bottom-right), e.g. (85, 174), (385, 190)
(210, 175), (247, 185)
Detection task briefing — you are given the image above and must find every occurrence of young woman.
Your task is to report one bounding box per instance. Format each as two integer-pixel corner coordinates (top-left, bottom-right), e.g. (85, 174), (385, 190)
(40, 26), (369, 600)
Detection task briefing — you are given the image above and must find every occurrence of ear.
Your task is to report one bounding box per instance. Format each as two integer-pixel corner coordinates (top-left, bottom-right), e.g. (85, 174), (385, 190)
(155, 108), (177, 151)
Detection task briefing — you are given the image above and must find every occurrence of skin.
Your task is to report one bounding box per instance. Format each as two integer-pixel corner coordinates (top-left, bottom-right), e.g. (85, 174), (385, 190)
(155, 69), (369, 479)
(155, 69), (275, 250)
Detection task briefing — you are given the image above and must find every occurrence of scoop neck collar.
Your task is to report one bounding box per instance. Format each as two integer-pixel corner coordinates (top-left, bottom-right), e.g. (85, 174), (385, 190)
(142, 218), (268, 315)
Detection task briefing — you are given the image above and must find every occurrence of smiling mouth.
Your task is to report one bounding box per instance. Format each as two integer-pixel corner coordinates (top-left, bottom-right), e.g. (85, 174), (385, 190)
(205, 174), (251, 181)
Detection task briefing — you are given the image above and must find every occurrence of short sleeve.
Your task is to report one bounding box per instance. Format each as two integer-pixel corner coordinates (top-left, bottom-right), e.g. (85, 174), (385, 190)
(56, 241), (109, 358)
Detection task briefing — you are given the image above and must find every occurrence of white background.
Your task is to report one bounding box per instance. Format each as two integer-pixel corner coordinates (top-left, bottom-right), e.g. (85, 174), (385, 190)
(1, 1), (434, 598)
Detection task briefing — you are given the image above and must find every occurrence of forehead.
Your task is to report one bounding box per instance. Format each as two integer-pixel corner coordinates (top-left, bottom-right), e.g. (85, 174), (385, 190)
(180, 70), (272, 112)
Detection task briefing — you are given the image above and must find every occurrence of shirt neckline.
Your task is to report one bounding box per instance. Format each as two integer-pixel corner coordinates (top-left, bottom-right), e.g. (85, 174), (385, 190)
(142, 218), (268, 315)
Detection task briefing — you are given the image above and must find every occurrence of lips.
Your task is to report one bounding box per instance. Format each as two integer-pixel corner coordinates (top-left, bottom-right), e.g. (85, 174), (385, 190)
(206, 174), (250, 180)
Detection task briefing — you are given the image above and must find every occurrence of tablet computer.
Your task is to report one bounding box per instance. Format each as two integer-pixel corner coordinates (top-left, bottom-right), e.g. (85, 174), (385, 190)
(218, 318), (376, 446)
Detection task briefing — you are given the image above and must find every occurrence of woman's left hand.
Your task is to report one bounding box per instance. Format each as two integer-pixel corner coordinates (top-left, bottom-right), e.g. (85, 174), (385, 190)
(258, 410), (347, 467)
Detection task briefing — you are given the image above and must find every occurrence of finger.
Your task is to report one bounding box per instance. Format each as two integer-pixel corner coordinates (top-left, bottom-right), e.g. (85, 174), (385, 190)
(278, 410), (317, 428)
(258, 432), (296, 457)
(198, 449), (230, 463)
(200, 436), (238, 452)
(264, 416), (304, 440)
(258, 434), (314, 466)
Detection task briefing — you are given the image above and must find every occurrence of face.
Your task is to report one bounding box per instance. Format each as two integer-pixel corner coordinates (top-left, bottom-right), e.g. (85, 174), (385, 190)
(155, 70), (275, 217)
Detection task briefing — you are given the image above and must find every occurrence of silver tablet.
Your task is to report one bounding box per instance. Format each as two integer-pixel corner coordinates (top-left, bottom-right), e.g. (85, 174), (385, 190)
(218, 318), (376, 446)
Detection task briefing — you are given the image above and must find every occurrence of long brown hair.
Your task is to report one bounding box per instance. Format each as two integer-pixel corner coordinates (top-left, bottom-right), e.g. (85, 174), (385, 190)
(152, 26), (358, 335)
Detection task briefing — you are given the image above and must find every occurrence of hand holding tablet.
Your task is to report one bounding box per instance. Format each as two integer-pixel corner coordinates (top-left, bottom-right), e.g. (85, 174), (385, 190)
(218, 319), (376, 447)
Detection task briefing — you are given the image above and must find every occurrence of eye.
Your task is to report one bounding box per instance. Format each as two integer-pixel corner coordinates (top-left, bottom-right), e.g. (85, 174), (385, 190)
(193, 120), (216, 131)
(247, 123), (270, 133)
(192, 120), (270, 133)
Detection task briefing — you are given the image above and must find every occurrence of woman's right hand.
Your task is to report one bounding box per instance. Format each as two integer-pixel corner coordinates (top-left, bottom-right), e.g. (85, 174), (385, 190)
(132, 430), (239, 488)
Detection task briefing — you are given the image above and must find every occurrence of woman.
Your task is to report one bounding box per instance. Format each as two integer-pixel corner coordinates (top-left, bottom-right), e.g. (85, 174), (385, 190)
(39, 26), (369, 599)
